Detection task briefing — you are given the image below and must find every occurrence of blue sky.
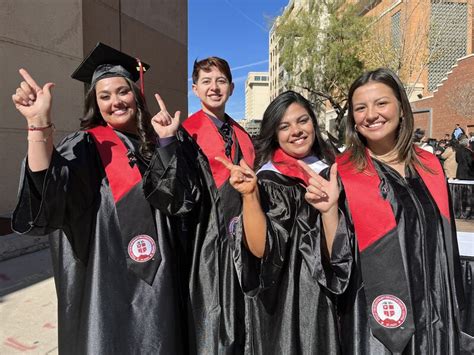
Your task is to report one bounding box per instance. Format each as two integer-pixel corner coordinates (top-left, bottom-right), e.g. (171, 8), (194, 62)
(188, 0), (289, 120)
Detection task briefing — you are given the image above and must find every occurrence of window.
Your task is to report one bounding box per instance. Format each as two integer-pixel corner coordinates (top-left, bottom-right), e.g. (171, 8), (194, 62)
(428, 2), (468, 91)
(391, 11), (401, 52)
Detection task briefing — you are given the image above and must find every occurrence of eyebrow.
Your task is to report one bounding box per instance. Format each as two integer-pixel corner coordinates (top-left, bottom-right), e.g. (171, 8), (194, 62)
(280, 114), (310, 123)
(353, 96), (391, 105)
(97, 85), (129, 94)
(199, 76), (227, 81)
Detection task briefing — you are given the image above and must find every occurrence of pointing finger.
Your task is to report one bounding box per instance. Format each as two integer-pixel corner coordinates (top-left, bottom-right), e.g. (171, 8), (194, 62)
(329, 163), (338, 182)
(19, 69), (41, 92)
(154, 93), (167, 112)
(215, 156), (234, 171)
(297, 160), (319, 180)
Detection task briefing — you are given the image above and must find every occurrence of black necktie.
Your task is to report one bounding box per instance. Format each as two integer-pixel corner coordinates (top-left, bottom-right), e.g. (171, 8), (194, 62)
(220, 121), (233, 158)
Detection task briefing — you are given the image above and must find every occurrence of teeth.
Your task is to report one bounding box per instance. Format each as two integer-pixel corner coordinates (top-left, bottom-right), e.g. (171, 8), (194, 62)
(368, 122), (383, 128)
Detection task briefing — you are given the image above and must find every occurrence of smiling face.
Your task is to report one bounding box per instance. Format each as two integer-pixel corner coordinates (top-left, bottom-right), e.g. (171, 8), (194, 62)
(192, 66), (234, 119)
(352, 81), (402, 153)
(95, 76), (137, 133)
(277, 102), (315, 159)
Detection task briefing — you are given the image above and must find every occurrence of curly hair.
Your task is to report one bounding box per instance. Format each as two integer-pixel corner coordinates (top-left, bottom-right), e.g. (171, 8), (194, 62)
(254, 90), (335, 170)
(80, 77), (156, 160)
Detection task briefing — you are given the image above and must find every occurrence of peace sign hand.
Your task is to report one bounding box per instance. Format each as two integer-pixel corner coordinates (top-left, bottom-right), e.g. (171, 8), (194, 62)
(151, 93), (181, 138)
(298, 161), (339, 214)
(11, 69), (55, 126)
(215, 157), (257, 196)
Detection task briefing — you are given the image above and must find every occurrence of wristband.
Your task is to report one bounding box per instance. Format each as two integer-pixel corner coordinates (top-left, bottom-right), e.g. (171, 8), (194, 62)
(27, 125), (55, 142)
(28, 122), (54, 131)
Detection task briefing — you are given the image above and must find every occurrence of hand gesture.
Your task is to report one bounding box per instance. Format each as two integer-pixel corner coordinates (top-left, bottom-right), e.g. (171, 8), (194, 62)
(215, 157), (257, 196)
(11, 69), (55, 125)
(151, 93), (180, 138)
(298, 161), (339, 214)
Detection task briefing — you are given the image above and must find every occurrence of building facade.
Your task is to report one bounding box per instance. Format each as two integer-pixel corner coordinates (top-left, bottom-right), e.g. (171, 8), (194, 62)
(240, 119), (262, 138)
(0, 0), (187, 216)
(269, 0), (313, 101)
(356, 0), (473, 138)
(411, 54), (474, 138)
(353, 0), (473, 98)
(245, 72), (270, 120)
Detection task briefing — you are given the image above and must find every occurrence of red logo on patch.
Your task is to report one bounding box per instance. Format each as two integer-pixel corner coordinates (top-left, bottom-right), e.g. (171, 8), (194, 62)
(128, 235), (156, 263)
(372, 294), (407, 328)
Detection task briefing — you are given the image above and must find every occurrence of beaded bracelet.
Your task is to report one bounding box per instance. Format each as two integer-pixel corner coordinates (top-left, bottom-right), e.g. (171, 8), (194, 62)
(27, 125), (55, 143)
(28, 122), (54, 131)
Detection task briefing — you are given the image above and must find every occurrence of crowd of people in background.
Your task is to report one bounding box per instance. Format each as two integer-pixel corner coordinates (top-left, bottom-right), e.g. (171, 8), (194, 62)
(413, 125), (474, 180)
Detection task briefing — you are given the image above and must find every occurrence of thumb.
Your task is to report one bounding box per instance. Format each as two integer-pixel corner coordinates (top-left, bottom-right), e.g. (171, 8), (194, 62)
(174, 110), (181, 122)
(42, 82), (55, 96)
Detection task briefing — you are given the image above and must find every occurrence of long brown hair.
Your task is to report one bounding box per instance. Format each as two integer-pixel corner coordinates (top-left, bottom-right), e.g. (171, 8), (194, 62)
(80, 77), (156, 160)
(345, 68), (424, 172)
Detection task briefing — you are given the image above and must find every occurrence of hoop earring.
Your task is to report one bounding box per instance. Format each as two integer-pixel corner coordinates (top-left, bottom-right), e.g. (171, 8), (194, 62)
(354, 124), (358, 132)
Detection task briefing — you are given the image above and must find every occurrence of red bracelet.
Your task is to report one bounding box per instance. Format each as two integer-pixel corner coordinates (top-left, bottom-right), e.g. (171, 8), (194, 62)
(28, 122), (54, 131)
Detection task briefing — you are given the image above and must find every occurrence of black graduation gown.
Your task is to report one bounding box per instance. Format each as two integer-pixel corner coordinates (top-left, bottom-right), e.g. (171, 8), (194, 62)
(12, 130), (191, 354)
(231, 167), (351, 354)
(144, 127), (253, 354)
(337, 160), (474, 354)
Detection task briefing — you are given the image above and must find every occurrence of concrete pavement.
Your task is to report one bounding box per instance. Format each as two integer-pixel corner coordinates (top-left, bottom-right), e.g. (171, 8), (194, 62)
(0, 248), (57, 354)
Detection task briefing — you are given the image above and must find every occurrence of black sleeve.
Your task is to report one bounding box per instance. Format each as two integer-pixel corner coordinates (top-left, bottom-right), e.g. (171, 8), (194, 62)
(144, 128), (202, 216)
(12, 132), (101, 236)
(233, 175), (300, 295)
(27, 167), (47, 195)
(300, 207), (353, 294)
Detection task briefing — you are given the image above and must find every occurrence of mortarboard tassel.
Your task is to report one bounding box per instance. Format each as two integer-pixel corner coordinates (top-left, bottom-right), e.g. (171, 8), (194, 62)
(136, 58), (145, 96)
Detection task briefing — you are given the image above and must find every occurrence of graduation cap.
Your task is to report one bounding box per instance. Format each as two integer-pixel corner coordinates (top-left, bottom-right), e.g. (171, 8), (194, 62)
(71, 42), (150, 94)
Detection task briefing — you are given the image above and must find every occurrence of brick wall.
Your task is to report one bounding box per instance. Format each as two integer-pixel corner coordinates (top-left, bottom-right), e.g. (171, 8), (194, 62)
(411, 55), (474, 139)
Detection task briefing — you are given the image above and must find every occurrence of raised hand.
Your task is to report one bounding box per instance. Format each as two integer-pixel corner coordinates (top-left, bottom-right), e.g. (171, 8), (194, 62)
(298, 161), (339, 214)
(215, 157), (257, 196)
(11, 69), (55, 126)
(151, 93), (180, 138)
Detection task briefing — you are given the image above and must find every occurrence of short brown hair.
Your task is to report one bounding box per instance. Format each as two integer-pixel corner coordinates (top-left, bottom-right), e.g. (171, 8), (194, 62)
(192, 57), (232, 84)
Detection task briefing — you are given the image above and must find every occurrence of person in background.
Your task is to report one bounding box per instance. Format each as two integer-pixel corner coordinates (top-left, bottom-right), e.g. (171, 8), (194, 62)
(452, 123), (466, 141)
(10, 43), (193, 354)
(332, 68), (472, 353)
(413, 128), (434, 153)
(217, 90), (350, 353)
(440, 140), (458, 179)
(455, 137), (474, 180)
(434, 139), (446, 157)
